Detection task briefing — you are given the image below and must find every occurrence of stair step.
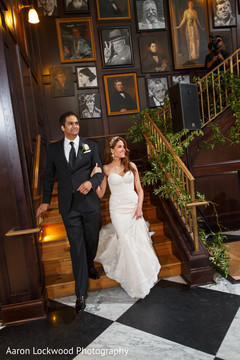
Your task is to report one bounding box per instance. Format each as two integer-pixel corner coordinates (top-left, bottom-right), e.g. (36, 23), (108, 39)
(46, 267), (120, 299)
(41, 223), (67, 241)
(42, 234), (174, 277)
(40, 184), (182, 299)
(45, 253), (181, 299)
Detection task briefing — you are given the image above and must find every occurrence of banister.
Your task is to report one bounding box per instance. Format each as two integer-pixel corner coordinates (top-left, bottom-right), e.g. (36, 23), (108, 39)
(32, 134), (41, 199)
(144, 113), (194, 180)
(143, 113), (208, 251)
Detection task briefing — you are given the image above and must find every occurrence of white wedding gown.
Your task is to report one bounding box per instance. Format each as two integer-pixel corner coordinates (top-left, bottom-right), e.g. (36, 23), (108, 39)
(95, 171), (161, 299)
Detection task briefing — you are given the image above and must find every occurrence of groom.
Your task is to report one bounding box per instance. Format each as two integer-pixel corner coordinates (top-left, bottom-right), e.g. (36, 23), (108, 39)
(36, 111), (104, 312)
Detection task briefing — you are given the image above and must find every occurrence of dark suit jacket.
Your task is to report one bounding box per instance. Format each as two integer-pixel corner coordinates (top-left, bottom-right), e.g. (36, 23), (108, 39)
(42, 137), (104, 215)
(110, 91), (137, 112)
(142, 52), (166, 73)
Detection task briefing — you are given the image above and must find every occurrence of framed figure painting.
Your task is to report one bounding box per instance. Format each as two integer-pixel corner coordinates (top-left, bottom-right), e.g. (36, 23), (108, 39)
(212, 0), (236, 27)
(146, 77), (168, 108)
(76, 66), (98, 88)
(78, 91), (101, 119)
(64, 0), (89, 13)
(139, 34), (171, 73)
(50, 66), (74, 97)
(37, 0), (59, 17)
(135, 0), (166, 31)
(169, 0), (209, 69)
(100, 27), (134, 68)
(96, 0), (131, 20)
(104, 73), (140, 116)
(56, 18), (96, 63)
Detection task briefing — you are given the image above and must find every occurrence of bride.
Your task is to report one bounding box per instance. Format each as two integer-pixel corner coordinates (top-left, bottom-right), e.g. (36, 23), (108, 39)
(92, 136), (161, 299)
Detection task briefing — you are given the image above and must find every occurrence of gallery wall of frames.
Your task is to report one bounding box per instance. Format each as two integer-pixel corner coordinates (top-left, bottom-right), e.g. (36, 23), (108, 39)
(36, 0), (240, 140)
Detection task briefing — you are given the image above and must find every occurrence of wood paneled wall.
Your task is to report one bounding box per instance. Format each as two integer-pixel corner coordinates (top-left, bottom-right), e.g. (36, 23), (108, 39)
(37, 0), (240, 140)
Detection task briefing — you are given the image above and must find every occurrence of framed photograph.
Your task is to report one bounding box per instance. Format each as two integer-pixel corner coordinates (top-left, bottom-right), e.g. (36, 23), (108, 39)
(212, 0), (236, 27)
(104, 73), (140, 116)
(209, 30), (232, 56)
(56, 18), (96, 63)
(146, 77), (168, 108)
(172, 74), (190, 86)
(78, 91), (101, 119)
(37, 0), (59, 17)
(64, 0), (89, 13)
(100, 27), (134, 68)
(139, 34), (171, 73)
(96, 0), (131, 20)
(76, 66), (98, 89)
(50, 66), (75, 98)
(135, 0), (166, 31)
(169, 0), (209, 69)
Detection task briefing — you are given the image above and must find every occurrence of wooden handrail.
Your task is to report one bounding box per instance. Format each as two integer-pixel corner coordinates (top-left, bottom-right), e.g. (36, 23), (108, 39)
(32, 134), (41, 199)
(145, 113), (194, 180)
(197, 48), (240, 127)
(143, 114), (208, 251)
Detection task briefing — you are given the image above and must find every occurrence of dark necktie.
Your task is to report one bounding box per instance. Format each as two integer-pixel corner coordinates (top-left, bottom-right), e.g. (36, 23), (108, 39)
(69, 141), (76, 168)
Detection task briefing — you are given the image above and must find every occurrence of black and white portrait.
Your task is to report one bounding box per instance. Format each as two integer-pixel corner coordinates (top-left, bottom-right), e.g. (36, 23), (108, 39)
(50, 66), (74, 97)
(37, 0), (58, 16)
(64, 0), (89, 13)
(76, 67), (98, 88)
(78, 92), (101, 119)
(101, 27), (133, 67)
(96, 0), (130, 20)
(213, 0), (236, 27)
(147, 77), (168, 107)
(172, 74), (190, 85)
(136, 0), (166, 30)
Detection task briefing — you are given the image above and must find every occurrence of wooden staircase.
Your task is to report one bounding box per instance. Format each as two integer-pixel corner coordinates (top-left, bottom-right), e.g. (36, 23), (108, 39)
(40, 184), (182, 299)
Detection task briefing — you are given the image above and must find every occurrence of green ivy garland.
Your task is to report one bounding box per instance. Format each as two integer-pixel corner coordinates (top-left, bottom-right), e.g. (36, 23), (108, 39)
(127, 107), (230, 277)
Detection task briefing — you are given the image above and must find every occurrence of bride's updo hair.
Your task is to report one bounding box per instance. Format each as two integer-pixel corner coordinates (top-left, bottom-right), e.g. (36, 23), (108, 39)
(104, 136), (136, 174)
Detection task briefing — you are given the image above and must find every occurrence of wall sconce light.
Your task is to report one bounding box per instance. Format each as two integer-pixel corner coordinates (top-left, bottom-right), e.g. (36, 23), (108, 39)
(18, 4), (40, 24)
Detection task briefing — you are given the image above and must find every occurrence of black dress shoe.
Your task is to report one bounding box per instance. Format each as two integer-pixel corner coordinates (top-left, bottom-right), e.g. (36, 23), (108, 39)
(88, 267), (100, 280)
(75, 296), (86, 313)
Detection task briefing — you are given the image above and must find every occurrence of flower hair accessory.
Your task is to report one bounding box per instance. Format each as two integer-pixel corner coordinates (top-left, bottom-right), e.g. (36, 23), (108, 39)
(82, 143), (90, 152)
(109, 136), (119, 147)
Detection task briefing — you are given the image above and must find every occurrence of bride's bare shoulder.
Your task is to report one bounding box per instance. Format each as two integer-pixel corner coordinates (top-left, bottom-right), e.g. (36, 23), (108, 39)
(103, 164), (112, 176)
(130, 162), (137, 170)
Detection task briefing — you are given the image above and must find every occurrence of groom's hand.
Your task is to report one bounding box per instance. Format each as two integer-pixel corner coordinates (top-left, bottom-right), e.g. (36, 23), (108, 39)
(77, 180), (92, 195)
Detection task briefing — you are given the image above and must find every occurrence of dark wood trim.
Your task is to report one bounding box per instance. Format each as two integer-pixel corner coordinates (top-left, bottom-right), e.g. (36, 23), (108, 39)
(153, 194), (214, 287)
(1, 290), (48, 325)
(193, 160), (240, 177)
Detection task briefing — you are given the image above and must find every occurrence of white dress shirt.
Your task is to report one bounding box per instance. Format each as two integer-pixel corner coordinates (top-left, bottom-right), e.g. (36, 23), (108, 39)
(64, 136), (80, 163)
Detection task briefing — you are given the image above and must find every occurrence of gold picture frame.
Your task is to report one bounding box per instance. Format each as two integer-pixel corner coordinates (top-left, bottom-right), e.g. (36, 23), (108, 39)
(56, 18), (96, 63)
(104, 73), (140, 116)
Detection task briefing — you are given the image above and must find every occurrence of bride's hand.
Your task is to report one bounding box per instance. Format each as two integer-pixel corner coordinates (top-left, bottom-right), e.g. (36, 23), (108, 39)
(133, 207), (143, 220)
(91, 163), (102, 177)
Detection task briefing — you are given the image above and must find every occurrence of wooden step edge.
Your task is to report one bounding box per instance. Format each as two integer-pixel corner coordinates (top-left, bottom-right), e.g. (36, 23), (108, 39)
(41, 254), (71, 263)
(158, 253), (181, 266)
(40, 237), (69, 246)
(45, 255), (182, 288)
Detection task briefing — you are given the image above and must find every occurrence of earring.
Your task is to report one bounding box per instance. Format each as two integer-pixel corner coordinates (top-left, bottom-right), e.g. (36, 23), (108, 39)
(111, 153), (114, 158)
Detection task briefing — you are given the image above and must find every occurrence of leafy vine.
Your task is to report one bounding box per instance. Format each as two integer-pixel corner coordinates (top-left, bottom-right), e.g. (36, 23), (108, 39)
(127, 107), (230, 277)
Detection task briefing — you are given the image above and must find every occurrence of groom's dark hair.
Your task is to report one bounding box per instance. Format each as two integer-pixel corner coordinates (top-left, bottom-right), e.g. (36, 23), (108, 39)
(59, 111), (79, 126)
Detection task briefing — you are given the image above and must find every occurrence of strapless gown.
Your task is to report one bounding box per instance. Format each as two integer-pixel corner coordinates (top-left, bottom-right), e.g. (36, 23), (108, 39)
(95, 171), (161, 299)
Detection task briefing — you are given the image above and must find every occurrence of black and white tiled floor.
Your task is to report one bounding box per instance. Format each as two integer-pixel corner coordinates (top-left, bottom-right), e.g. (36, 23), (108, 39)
(1, 274), (240, 360)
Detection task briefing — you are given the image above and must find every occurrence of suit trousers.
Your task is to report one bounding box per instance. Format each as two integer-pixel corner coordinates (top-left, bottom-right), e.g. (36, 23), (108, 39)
(61, 192), (102, 297)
